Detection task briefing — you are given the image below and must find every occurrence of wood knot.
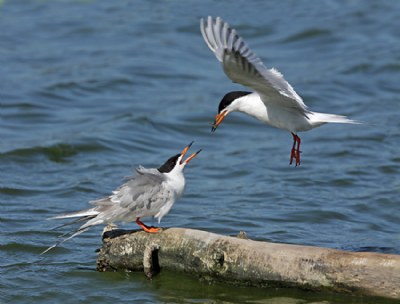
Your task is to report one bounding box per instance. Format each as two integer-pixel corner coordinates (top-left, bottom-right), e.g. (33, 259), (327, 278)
(211, 248), (225, 269)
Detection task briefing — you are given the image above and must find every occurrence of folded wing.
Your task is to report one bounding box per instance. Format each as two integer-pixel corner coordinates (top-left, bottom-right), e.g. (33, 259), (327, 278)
(99, 166), (171, 217)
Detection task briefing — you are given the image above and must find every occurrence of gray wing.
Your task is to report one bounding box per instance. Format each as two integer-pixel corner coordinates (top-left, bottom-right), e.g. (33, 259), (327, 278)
(114, 169), (169, 212)
(200, 16), (307, 111)
(104, 167), (175, 218)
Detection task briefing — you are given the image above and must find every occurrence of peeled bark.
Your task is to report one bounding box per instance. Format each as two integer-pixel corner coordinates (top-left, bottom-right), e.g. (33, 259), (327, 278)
(96, 227), (400, 300)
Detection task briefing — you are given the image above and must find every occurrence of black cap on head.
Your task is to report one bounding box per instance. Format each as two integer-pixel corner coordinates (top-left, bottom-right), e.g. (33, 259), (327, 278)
(218, 91), (252, 113)
(158, 154), (180, 173)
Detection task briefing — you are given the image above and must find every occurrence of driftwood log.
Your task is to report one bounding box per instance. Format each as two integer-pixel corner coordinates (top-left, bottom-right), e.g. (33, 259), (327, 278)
(96, 227), (400, 300)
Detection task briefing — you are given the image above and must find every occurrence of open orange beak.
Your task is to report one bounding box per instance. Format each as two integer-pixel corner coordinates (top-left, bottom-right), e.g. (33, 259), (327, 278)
(211, 110), (228, 132)
(180, 141), (202, 165)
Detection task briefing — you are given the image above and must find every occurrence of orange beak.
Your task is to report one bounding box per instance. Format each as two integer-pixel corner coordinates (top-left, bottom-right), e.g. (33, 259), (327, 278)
(211, 110), (228, 132)
(180, 142), (202, 165)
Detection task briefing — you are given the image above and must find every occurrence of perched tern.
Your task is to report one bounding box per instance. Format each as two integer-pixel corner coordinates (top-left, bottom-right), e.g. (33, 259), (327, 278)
(41, 142), (201, 254)
(200, 16), (358, 166)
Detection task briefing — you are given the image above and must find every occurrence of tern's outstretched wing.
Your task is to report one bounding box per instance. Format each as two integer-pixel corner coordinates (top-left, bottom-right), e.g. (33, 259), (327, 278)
(200, 16), (307, 111)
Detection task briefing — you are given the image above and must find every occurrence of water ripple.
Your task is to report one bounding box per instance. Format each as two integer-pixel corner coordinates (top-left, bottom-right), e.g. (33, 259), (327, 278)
(281, 28), (332, 43)
(1, 142), (110, 162)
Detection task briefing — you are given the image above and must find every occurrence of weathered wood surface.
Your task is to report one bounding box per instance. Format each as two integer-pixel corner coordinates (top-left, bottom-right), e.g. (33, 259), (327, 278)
(96, 227), (400, 300)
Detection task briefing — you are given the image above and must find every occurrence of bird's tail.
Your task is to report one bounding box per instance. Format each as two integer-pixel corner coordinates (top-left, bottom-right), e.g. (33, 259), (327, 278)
(40, 226), (92, 255)
(49, 208), (99, 220)
(310, 112), (360, 127)
(41, 208), (100, 255)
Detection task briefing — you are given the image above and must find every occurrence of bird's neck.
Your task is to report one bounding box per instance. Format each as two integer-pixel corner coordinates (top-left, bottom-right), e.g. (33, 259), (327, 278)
(231, 93), (269, 123)
(165, 170), (186, 198)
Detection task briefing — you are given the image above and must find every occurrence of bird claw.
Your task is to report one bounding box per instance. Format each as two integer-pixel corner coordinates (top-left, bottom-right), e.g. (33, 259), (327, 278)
(136, 218), (161, 233)
(143, 226), (161, 233)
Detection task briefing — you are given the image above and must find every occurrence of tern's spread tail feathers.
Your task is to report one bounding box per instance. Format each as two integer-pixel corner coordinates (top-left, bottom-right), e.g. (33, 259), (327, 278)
(49, 208), (99, 220)
(40, 226), (92, 255)
(41, 208), (101, 255)
(309, 112), (360, 128)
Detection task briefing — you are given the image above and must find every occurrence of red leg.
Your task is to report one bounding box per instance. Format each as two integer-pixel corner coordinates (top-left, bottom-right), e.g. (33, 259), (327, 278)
(295, 135), (301, 166)
(135, 218), (160, 233)
(290, 133), (301, 166)
(290, 133), (297, 165)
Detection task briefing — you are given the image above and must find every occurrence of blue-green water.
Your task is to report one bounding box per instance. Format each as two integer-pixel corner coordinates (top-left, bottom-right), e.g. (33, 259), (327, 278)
(1, 1), (399, 303)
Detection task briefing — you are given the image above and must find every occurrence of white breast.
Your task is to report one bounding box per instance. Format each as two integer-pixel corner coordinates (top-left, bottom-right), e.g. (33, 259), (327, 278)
(153, 169), (186, 223)
(235, 93), (313, 133)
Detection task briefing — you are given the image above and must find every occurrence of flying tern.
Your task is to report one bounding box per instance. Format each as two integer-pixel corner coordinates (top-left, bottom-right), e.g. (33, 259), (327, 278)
(200, 16), (358, 166)
(42, 142), (201, 254)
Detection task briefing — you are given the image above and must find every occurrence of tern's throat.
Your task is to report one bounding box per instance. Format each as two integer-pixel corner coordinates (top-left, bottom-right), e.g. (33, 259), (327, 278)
(232, 93), (269, 123)
(164, 169), (186, 198)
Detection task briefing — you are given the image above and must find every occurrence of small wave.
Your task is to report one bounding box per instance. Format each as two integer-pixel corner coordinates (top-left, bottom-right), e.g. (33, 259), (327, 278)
(392, 157), (400, 163)
(379, 165), (398, 174)
(377, 63), (400, 73)
(135, 70), (201, 81)
(0, 142), (111, 162)
(0, 242), (57, 254)
(45, 80), (84, 91)
(39, 76), (135, 98)
(1, 143), (77, 162)
(35, 89), (72, 102)
(331, 178), (354, 187)
(0, 187), (43, 196)
(281, 28), (332, 43)
(1, 101), (46, 109)
(342, 63), (373, 75)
